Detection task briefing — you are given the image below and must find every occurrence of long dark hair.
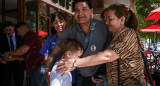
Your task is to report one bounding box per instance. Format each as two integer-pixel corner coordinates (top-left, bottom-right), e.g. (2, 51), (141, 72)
(106, 4), (138, 31)
(51, 11), (66, 35)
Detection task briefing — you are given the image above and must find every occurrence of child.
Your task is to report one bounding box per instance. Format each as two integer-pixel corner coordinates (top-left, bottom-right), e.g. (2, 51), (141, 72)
(50, 38), (84, 86)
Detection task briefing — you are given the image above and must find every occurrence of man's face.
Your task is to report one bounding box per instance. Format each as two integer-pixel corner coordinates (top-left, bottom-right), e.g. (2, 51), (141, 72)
(4, 26), (15, 36)
(16, 27), (25, 38)
(74, 2), (93, 24)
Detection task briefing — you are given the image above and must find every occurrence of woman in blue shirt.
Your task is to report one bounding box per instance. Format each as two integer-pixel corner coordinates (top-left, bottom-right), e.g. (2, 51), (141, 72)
(40, 11), (77, 86)
(40, 11), (66, 63)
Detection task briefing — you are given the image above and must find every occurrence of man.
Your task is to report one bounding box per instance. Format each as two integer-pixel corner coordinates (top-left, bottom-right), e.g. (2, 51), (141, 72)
(45, 0), (112, 86)
(3, 22), (47, 86)
(0, 21), (25, 86)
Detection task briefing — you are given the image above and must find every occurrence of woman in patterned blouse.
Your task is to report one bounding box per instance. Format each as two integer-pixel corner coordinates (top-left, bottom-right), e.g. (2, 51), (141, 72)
(57, 3), (146, 86)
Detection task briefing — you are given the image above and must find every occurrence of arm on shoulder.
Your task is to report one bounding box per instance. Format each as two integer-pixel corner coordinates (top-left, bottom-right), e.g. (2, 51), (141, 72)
(77, 49), (119, 67)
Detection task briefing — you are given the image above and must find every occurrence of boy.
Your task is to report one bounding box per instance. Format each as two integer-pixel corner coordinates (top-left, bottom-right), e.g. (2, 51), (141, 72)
(50, 38), (84, 86)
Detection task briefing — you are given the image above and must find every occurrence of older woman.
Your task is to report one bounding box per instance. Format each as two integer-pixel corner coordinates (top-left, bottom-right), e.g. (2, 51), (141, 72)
(57, 4), (146, 86)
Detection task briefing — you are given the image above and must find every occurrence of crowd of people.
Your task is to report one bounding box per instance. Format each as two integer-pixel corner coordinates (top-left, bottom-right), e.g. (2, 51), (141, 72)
(0, 0), (149, 86)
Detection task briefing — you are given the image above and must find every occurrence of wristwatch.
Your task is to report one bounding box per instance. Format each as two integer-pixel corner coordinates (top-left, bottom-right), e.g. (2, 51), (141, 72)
(73, 59), (78, 68)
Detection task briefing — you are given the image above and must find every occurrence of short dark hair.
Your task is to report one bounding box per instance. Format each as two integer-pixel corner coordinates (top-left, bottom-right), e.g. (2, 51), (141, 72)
(15, 22), (29, 29)
(2, 21), (15, 29)
(72, 0), (92, 11)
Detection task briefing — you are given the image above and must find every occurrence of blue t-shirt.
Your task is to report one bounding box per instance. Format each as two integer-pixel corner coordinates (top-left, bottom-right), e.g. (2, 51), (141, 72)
(40, 34), (61, 61)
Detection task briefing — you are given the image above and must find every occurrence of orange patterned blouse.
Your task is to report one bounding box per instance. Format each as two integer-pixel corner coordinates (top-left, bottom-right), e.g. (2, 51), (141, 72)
(106, 28), (146, 86)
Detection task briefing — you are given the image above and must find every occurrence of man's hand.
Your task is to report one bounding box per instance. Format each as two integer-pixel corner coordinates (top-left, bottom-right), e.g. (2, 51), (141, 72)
(56, 59), (76, 76)
(0, 58), (7, 64)
(91, 75), (104, 83)
(45, 68), (50, 86)
(3, 52), (13, 61)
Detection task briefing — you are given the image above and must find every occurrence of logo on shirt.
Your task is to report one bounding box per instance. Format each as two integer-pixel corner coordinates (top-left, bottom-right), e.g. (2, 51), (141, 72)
(91, 45), (96, 51)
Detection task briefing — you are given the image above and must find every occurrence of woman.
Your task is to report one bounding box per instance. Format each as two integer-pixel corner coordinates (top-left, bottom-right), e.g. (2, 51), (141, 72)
(40, 11), (66, 64)
(40, 11), (66, 85)
(57, 4), (146, 86)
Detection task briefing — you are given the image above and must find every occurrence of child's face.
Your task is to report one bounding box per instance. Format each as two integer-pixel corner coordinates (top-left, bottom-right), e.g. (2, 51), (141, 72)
(69, 51), (83, 59)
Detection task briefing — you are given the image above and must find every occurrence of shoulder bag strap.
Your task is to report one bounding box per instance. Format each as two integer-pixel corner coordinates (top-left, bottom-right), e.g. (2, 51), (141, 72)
(136, 32), (154, 86)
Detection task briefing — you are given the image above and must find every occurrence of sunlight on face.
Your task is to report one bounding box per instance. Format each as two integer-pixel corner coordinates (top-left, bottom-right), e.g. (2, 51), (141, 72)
(104, 10), (123, 34)
(52, 16), (66, 33)
(74, 2), (93, 24)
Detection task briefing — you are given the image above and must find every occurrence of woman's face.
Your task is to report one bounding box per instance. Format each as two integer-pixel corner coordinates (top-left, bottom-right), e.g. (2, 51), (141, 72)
(52, 16), (66, 33)
(104, 10), (125, 34)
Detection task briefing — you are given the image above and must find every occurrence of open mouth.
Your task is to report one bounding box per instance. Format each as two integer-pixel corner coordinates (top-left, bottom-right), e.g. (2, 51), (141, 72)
(78, 16), (85, 20)
(58, 28), (63, 31)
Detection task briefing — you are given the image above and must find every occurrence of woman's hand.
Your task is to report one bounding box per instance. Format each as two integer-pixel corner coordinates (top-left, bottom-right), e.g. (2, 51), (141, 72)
(91, 75), (104, 83)
(56, 59), (76, 76)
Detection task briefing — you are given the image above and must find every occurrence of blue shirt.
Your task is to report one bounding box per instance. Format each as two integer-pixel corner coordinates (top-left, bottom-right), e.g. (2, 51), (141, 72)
(40, 34), (61, 61)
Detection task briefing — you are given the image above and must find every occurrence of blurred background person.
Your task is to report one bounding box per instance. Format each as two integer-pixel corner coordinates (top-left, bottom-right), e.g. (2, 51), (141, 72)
(0, 21), (25, 86)
(3, 22), (47, 86)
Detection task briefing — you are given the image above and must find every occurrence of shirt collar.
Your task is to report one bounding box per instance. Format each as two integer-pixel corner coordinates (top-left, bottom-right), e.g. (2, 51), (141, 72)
(77, 19), (96, 32)
(7, 32), (15, 37)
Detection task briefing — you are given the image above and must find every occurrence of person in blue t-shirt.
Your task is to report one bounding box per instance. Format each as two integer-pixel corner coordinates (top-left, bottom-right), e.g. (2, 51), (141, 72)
(40, 11), (66, 63)
(40, 11), (67, 85)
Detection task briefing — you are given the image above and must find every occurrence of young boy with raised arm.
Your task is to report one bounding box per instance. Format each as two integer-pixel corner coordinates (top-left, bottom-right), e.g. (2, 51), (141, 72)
(50, 38), (84, 86)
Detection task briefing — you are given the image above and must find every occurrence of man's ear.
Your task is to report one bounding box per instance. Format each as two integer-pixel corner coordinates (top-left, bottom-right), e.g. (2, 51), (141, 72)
(66, 51), (71, 57)
(90, 8), (93, 17)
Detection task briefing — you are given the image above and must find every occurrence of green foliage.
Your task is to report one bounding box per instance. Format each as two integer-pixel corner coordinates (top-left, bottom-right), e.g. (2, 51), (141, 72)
(134, 0), (160, 39)
(39, 17), (48, 33)
(60, 0), (65, 7)
(52, 0), (58, 3)
(26, 10), (36, 31)
(66, 0), (71, 9)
